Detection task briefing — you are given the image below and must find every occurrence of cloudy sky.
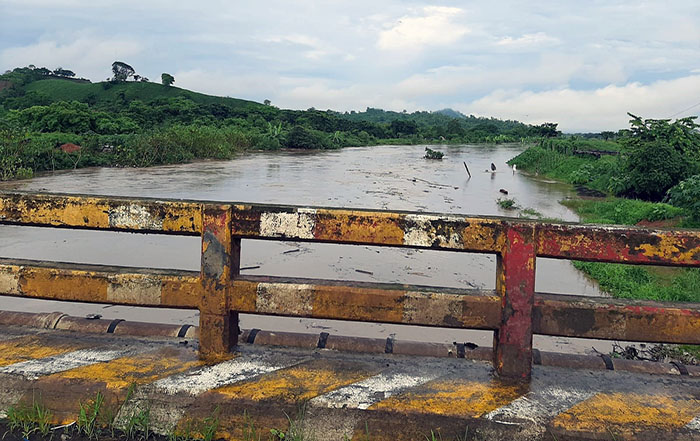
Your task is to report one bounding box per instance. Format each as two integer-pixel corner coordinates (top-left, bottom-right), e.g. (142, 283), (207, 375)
(2, 1), (699, 131)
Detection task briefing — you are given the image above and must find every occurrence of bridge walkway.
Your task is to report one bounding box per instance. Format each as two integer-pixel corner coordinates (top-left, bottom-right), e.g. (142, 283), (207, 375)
(0, 322), (698, 441)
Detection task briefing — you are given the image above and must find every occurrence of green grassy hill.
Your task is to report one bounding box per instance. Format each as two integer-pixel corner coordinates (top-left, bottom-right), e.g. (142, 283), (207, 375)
(26, 78), (260, 109)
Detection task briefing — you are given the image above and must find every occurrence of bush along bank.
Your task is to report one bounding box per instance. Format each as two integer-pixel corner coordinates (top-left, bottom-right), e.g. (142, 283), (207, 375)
(508, 116), (700, 361)
(508, 115), (700, 304)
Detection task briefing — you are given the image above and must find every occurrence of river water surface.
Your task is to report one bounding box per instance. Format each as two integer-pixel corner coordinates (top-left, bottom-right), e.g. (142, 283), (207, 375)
(0, 144), (611, 353)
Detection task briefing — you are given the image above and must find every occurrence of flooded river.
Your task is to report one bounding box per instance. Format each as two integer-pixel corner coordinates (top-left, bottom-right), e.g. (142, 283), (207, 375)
(0, 143), (611, 354)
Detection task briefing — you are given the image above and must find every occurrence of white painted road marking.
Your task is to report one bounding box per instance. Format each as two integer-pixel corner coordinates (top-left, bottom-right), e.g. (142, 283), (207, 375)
(686, 416), (700, 431)
(0, 347), (136, 379)
(149, 350), (309, 395)
(485, 386), (598, 425)
(310, 366), (443, 410)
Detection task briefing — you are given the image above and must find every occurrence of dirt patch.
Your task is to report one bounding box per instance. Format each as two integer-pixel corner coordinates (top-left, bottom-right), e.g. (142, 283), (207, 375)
(0, 80), (13, 92)
(635, 218), (683, 228)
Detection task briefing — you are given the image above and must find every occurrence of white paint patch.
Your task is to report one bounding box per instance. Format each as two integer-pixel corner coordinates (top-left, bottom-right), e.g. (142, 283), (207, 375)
(256, 282), (314, 315)
(0, 347), (135, 379)
(0, 266), (21, 295)
(259, 208), (316, 239)
(107, 274), (162, 305)
(403, 214), (464, 249)
(485, 386), (597, 425)
(149, 351), (306, 396)
(310, 367), (442, 410)
(109, 204), (163, 230)
(686, 416), (700, 431)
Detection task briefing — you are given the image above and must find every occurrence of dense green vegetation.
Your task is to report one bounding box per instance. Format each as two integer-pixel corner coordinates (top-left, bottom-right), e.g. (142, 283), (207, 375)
(0, 65), (550, 180)
(509, 117), (700, 304)
(509, 115), (700, 203)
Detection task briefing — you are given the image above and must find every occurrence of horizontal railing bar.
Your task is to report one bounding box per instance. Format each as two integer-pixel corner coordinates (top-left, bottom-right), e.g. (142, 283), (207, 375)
(0, 192), (203, 235)
(1, 258), (699, 345)
(0, 258), (200, 308)
(538, 223), (700, 267)
(231, 276), (501, 330)
(534, 292), (700, 344)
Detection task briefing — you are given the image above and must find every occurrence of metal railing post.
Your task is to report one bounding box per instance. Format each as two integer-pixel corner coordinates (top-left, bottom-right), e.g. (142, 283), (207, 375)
(199, 204), (240, 359)
(494, 223), (536, 380)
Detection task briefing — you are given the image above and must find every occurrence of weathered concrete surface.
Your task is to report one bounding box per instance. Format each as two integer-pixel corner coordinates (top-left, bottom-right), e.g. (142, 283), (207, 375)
(0, 324), (698, 441)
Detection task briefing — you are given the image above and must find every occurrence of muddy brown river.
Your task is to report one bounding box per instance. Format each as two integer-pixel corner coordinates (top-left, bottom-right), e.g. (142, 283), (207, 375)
(0, 143), (616, 354)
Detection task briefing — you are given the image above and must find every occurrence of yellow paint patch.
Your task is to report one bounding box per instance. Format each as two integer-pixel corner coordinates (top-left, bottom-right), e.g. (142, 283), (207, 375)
(161, 276), (201, 308)
(50, 347), (202, 389)
(551, 392), (700, 434)
(636, 235), (699, 264)
(313, 285), (404, 323)
(314, 209), (404, 245)
(461, 218), (507, 253)
(19, 267), (108, 302)
(370, 379), (526, 417)
(0, 335), (88, 366)
(213, 359), (377, 402)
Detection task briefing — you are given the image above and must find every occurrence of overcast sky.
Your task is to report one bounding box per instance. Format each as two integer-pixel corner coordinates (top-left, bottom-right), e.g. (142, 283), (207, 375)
(2, 1), (699, 131)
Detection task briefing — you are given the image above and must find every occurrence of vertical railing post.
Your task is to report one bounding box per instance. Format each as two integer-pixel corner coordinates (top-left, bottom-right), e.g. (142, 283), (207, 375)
(494, 223), (536, 380)
(199, 204), (240, 359)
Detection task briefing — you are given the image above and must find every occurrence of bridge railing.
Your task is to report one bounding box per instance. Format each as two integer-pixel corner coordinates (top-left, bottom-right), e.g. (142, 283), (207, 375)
(0, 191), (698, 380)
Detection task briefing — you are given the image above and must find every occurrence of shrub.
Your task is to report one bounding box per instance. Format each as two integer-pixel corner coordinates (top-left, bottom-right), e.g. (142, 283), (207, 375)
(666, 175), (700, 219)
(424, 147), (444, 159)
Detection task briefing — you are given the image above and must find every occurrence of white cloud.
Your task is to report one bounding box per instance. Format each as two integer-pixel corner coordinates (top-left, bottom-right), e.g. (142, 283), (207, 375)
(496, 32), (559, 48)
(377, 6), (469, 51)
(0, 36), (142, 80)
(465, 75), (700, 132)
(174, 69), (280, 101)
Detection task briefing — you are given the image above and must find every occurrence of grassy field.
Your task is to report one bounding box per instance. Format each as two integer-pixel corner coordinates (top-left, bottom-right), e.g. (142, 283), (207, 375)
(26, 79), (260, 109)
(559, 197), (700, 303)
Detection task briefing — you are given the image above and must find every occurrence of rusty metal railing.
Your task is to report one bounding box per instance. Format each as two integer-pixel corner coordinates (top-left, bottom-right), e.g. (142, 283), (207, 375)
(0, 191), (698, 380)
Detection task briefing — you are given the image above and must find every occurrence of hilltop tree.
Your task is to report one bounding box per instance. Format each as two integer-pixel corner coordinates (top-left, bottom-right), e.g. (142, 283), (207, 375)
(112, 61), (135, 82)
(161, 73), (175, 86)
(53, 67), (75, 78)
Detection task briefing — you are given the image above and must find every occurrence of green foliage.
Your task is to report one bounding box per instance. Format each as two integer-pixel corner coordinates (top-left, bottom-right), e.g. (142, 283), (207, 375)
(665, 174), (700, 220)
(161, 73), (175, 86)
(497, 198), (518, 210)
(424, 147), (444, 159)
(622, 114), (700, 200)
(561, 198), (685, 225)
(77, 391), (105, 439)
(112, 61), (136, 82)
(5, 396), (53, 439)
(574, 261), (700, 303)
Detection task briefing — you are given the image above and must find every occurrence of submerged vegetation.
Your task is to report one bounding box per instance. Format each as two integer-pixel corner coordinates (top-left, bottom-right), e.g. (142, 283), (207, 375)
(0, 64), (549, 181)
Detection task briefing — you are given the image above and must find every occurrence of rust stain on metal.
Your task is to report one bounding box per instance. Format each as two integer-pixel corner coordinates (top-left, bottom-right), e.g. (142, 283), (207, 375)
(538, 224), (700, 266)
(160, 276), (201, 308)
(19, 267), (109, 302)
(0, 193), (202, 234)
(314, 209), (404, 245)
(312, 285), (405, 323)
(534, 293), (700, 344)
(495, 224), (536, 380)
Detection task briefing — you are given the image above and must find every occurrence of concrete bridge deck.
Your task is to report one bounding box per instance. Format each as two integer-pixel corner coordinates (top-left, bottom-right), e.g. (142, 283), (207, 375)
(0, 323), (698, 441)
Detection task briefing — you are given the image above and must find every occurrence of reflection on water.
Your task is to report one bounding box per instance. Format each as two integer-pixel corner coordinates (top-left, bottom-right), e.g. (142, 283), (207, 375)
(0, 144), (607, 352)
